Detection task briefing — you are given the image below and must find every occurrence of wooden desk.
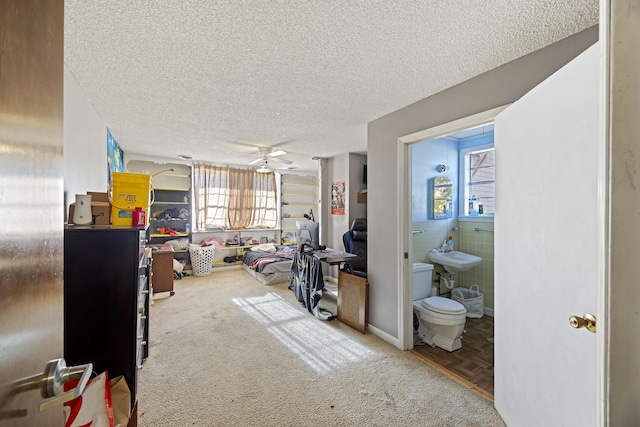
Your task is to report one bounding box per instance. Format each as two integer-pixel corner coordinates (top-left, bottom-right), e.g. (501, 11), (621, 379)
(316, 251), (368, 333)
(151, 244), (174, 296)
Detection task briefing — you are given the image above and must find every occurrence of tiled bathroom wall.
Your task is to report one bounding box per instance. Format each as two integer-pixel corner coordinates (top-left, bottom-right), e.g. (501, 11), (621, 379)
(412, 219), (453, 263)
(412, 219), (495, 312)
(455, 221), (495, 312)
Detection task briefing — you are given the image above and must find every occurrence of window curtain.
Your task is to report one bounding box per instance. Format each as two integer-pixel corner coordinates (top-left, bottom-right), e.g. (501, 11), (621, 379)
(193, 164), (229, 231)
(193, 163), (278, 231)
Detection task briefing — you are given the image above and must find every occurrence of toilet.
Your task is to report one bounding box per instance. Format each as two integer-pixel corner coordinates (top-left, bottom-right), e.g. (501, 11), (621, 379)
(412, 263), (467, 352)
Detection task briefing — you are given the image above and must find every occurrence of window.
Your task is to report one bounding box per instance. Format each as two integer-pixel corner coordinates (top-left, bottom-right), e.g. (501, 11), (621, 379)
(193, 163), (278, 231)
(460, 143), (495, 217)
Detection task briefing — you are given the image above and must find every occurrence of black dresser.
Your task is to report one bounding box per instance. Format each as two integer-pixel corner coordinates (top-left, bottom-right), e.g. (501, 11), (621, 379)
(64, 225), (150, 418)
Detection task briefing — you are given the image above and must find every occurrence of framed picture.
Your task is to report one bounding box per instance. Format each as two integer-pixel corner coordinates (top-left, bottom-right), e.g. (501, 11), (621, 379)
(331, 181), (345, 215)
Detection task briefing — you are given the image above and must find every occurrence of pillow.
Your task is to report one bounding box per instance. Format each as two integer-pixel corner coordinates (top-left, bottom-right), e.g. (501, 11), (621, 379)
(250, 242), (276, 253)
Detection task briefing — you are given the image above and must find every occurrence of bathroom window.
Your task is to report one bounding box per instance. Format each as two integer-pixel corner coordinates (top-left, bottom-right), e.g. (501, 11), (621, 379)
(460, 143), (495, 217)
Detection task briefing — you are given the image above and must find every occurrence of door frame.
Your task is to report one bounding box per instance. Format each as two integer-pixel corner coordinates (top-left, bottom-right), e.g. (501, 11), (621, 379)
(600, 0), (640, 422)
(396, 106), (508, 350)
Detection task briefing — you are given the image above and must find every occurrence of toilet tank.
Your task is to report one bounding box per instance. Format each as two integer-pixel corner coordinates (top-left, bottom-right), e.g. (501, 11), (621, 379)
(412, 263), (434, 300)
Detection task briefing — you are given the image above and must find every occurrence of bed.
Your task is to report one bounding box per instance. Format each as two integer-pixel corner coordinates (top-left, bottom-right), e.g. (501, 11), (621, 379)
(241, 244), (296, 285)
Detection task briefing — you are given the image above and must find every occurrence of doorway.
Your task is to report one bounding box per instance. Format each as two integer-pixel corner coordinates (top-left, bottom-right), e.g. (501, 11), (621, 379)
(402, 115), (500, 397)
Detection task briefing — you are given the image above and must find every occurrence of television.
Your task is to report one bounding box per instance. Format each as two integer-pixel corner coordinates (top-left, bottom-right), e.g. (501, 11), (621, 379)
(295, 220), (320, 250)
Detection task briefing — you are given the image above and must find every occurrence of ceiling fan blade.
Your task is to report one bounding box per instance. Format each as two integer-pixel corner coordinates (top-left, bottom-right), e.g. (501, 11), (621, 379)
(268, 150), (287, 157)
(248, 158), (263, 165)
(268, 156), (293, 165)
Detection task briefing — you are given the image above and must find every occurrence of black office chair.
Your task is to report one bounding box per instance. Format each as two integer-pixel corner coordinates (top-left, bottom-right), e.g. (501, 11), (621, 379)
(342, 218), (367, 277)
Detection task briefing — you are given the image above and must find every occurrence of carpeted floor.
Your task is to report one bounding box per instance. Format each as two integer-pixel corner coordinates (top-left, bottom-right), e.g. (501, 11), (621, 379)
(137, 269), (506, 426)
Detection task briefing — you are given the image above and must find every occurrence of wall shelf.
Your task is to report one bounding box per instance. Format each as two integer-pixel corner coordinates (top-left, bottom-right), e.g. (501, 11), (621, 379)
(127, 160), (193, 266)
(281, 174), (319, 245)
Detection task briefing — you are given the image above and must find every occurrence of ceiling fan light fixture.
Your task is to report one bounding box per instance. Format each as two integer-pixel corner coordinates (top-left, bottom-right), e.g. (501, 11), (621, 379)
(256, 164), (271, 173)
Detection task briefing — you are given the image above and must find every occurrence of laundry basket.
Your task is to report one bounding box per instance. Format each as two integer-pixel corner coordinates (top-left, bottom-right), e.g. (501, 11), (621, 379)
(189, 244), (215, 276)
(451, 284), (484, 318)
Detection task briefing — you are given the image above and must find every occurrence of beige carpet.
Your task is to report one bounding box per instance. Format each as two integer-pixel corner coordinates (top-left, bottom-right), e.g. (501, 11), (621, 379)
(137, 269), (505, 426)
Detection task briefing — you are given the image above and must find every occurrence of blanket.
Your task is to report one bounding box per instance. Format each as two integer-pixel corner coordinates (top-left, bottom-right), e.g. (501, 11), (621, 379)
(242, 249), (295, 273)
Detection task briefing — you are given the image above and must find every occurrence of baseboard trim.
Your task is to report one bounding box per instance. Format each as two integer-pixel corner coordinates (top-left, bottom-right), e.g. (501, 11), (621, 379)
(209, 264), (243, 272)
(366, 324), (400, 349)
(484, 307), (495, 317)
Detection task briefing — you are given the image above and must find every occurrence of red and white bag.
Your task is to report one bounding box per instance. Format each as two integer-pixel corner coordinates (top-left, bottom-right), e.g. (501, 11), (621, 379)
(63, 371), (114, 427)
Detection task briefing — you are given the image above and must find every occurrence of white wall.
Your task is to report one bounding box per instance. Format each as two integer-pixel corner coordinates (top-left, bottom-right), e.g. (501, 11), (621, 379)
(366, 26), (598, 341)
(63, 65), (109, 218)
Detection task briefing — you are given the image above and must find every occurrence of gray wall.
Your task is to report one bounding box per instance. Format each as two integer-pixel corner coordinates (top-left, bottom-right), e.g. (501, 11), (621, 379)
(366, 26), (599, 340)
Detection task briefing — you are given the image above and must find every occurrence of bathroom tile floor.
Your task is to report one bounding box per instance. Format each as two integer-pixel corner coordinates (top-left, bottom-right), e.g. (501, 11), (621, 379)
(411, 315), (494, 399)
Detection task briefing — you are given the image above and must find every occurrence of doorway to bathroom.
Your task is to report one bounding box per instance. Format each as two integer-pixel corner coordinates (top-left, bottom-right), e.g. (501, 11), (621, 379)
(403, 114), (499, 398)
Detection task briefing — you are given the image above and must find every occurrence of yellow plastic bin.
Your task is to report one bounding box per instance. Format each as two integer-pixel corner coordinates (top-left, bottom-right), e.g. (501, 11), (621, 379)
(110, 172), (152, 226)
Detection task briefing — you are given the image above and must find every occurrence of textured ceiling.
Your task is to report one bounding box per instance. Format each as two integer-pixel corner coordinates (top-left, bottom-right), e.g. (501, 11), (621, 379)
(64, 1), (598, 174)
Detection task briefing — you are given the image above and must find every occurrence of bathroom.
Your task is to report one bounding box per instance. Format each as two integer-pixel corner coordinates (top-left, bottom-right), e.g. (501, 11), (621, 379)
(410, 123), (495, 395)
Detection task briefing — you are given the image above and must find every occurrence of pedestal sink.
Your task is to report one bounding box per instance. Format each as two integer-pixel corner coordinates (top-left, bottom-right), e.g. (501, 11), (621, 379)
(428, 250), (482, 273)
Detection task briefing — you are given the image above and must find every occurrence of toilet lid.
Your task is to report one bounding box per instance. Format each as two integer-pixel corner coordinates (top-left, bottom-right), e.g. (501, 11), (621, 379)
(421, 296), (466, 314)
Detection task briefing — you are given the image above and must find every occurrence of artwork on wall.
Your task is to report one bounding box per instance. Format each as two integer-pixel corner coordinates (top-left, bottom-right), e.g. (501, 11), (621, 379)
(107, 128), (124, 186)
(331, 181), (345, 215)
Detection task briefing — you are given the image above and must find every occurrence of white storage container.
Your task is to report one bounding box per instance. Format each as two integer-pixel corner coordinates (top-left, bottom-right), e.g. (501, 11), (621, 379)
(451, 284), (484, 318)
(189, 244), (214, 276)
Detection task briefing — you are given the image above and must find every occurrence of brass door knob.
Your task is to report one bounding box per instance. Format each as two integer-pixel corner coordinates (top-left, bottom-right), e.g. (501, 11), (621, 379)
(569, 313), (596, 333)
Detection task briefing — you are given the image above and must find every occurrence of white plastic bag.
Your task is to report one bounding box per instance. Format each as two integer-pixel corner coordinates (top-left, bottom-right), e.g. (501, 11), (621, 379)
(63, 371), (114, 427)
(451, 284), (484, 318)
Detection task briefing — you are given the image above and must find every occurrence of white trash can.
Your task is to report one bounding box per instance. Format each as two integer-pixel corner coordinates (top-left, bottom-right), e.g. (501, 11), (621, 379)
(189, 244), (215, 276)
(451, 284), (484, 318)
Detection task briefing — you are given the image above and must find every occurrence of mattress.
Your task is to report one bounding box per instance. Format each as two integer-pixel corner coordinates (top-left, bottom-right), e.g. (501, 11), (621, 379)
(242, 263), (291, 285)
(241, 247), (296, 285)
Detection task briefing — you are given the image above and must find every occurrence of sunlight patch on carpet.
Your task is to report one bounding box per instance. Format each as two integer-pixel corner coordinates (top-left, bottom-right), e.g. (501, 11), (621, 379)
(233, 292), (375, 374)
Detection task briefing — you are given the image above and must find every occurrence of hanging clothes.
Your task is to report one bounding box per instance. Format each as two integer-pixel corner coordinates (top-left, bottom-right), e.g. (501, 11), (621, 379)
(289, 250), (335, 320)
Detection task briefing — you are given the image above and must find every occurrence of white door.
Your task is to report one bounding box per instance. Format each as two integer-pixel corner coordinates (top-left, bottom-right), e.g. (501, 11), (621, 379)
(494, 42), (602, 425)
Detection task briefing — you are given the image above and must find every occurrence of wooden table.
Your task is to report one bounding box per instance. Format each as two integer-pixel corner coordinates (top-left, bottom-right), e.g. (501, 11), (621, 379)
(151, 244), (174, 296)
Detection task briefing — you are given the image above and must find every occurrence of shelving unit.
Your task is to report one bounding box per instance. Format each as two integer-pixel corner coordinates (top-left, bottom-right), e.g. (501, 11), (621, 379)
(281, 174), (319, 245)
(127, 160), (192, 266)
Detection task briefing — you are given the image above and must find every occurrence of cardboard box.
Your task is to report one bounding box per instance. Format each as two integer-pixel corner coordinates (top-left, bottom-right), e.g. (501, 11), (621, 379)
(68, 193), (111, 225)
(87, 191), (109, 202)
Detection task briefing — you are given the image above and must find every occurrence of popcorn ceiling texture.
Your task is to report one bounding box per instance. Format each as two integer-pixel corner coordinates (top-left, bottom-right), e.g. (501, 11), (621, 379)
(64, 1), (597, 173)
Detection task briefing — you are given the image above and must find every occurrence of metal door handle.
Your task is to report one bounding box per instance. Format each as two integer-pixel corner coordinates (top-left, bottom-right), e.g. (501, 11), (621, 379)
(569, 313), (597, 333)
(39, 358), (93, 412)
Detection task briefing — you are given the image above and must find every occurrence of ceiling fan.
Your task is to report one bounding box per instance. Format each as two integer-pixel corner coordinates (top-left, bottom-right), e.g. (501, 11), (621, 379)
(244, 146), (293, 166)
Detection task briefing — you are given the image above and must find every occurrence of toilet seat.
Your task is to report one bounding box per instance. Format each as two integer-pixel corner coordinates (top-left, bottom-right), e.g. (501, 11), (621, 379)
(421, 296), (466, 315)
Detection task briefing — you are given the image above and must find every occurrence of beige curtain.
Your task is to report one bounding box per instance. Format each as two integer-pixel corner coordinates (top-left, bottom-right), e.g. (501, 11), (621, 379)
(193, 163), (277, 231)
(193, 163), (229, 230)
